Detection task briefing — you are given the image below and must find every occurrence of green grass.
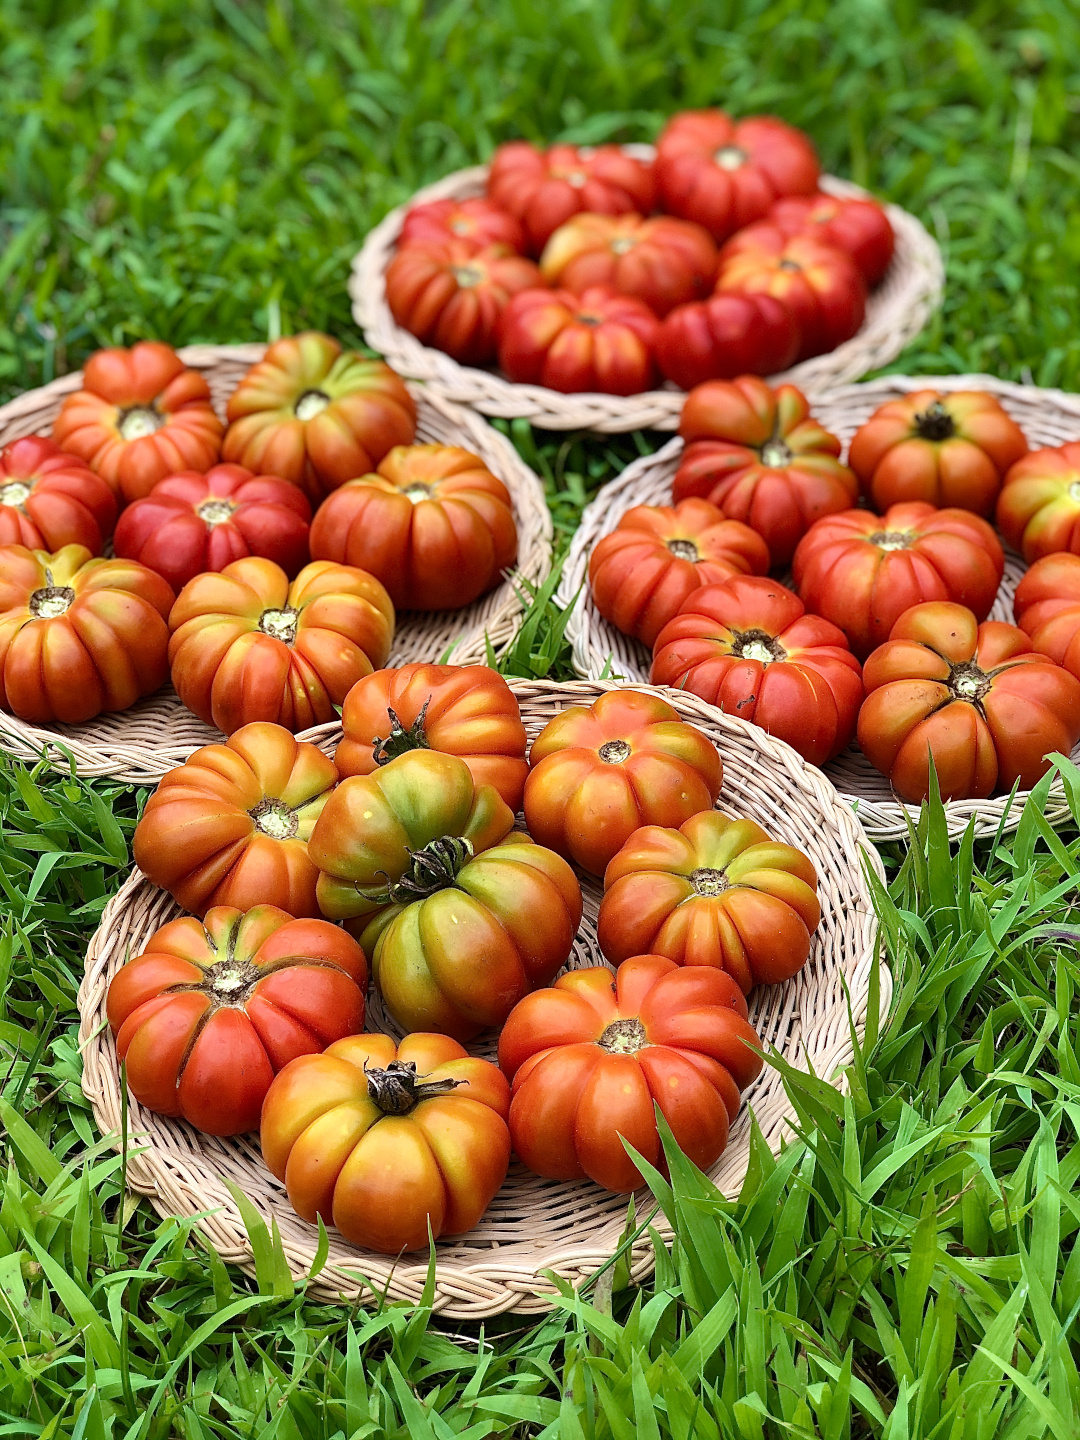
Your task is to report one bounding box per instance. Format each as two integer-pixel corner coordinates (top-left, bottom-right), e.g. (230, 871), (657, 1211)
(2, 1), (1080, 1435)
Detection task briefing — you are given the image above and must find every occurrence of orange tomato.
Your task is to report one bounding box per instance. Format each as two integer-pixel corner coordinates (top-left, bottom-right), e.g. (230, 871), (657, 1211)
(0, 436), (117, 554)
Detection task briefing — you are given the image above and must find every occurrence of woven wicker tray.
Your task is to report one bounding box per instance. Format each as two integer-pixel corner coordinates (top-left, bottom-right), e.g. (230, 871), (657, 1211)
(0, 344), (552, 784)
(349, 147), (944, 433)
(78, 678), (887, 1319)
(559, 375), (1080, 842)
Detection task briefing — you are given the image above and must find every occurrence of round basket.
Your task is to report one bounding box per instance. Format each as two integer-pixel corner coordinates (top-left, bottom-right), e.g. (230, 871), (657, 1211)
(78, 678), (887, 1319)
(0, 344), (551, 784)
(349, 148), (944, 433)
(560, 374), (1080, 842)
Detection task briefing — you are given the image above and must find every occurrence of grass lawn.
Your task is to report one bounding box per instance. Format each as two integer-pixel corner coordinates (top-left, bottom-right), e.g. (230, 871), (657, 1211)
(2, 2), (1080, 1435)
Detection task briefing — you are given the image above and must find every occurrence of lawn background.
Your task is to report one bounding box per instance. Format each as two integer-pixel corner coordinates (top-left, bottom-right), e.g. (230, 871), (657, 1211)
(2, 2), (1080, 1436)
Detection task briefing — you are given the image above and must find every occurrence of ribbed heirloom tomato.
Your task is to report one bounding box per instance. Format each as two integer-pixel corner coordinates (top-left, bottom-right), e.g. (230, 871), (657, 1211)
(1014, 553), (1080, 680)
(996, 442), (1080, 561)
(261, 1032), (511, 1253)
(539, 214), (718, 317)
(487, 141), (656, 254)
(673, 378), (858, 566)
(0, 437), (117, 554)
(655, 110), (820, 243)
(597, 810), (821, 990)
(498, 287), (661, 396)
(399, 196), (526, 251)
(133, 723), (338, 918)
(113, 464), (311, 593)
(498, 955), (764, 1192)
(308, 444), (517, 611)
(587, 499), (770, 648)
(51, 341), (224, 503)
(168, 557), (394, 735)
(768, 192), (895, 285)
(335, 662), (528, 811)
(655, 293), (799, 390)
(792, 502), (1005, 660)
(849, 390), (1029, 517)
(222, 333), (416, 504)
(523, 688), (723, 877)
(107, 906), (368, 1136)
(650, 576), (863, 766)
(857, 602), (1080, 802)
(0, 543), (174, 724)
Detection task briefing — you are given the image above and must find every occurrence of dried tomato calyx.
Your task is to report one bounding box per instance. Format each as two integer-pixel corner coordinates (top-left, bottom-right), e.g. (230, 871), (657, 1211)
(295, 389), (331, 421)
(690, 865), (729, 896)
(118, 404), (164, 440)
(666, 537), (700, 561)
(948, 660), (991, 704)
(365, 1059), (465, 1115)
(197, 498), (239, 526)
(259, 606), (299, 644)
(599, 739), (633, 764)
(760, 439), (793, 467)
(197, 955), (261, 1007)
(452, 263), (485, 288)
(0, 481), (31, 509)
(598, 1016), (647, 1054)
(404, 482), (432, 505)
(913, 399), (956, 442)
(249, 797), (299, 840)
(371, 701), (431, 765)
(29, 584), (75, 619)
(388, 835), (475, 903)
(868, 529), (913, 551)
(714, 145), (747, 170)
(731, 627), (786, 666)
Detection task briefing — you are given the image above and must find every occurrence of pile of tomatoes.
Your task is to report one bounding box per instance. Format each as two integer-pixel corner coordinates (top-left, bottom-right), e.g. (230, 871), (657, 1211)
(590, 375), (1080, 804)
(106, 673), (825, 1253)
(0, 333), (523, 731)
(384, 110), (895, 395)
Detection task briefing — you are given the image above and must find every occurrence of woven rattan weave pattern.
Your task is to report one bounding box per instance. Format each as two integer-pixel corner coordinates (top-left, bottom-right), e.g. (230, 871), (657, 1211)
(559, 375), (1080, 841)
(0, 344), (552, 783)
(350, 148), (944, 432)
(78, 678), (887, 1319)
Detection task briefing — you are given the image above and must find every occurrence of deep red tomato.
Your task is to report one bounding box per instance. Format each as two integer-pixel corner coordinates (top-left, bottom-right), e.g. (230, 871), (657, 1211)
(132, 723), (339, 918)
(113, 464), (311, 593)
(0, 543), (174, 724)
(587, 498), (770, 647)
(996, 442), (1080, 561)
(168, 556), (394, 735)
(336, 662), (528, 811)
(107, 905), (367, 1136)
(655, 293), (799, 389)
(261, 1032), (511, 1253)
(385, 239), (541, 364)
(487, 141), (656, 255)
(850, 390), (1029, 517)
(0, 437), (117, 554)
(597, 809), (821, 990)
(650, 576), (863, 766)
(716, 225), (866, 360)
(308, 444), (517, 611)
(498, 955), (763, 1193)
(768, 192), (895, 285)
(673, 377), (858, 566)
(792, 502), (1005, 659)
(51, 342), (225, 504)
(522, 688), (723, 876)
(399, 196), (526, 251)
(655, 110), (820, 243)
(858, 602), (1080, 802)
(539, 214), (718, 317)
(1013, 553), (1080, 680)
(498, 286), (661, 395)
(223, 333), (416, 505)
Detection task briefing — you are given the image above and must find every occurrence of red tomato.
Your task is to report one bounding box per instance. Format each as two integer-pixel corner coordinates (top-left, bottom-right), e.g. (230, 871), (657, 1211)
(587, 498), (770, 647)
(0, 543), (173, 724)
(597, 809), (821, 990)
(522, 688), (723, 877)
(107, 906), (367, 1136)
(498, 286), (660, 395)
(261, 1032), (511, 1253)
(398, 196), (526, 252)
(768, 192), (895, 285)
(336, 662), (528, 811)
(498, 955), (763, 1192)
(655, 293), (799, 389)
(996, 442), (1080, 561)
(673, 377), (858, 566)
(51, 342), (224, 504)
(113, 463), (311, 593)
(385, 239), (541, 364)
(539, 214), (718, 317)
(716, 226), (866, 360)
(223, 333), (416, 505)
(133, 723), (339, 918)
(168, 556), (394, 734)
(1013, 553), (1080, 680)
(650, 575), (863, 766)
(0, 437), (117, 554)
(858, 602), (1080, 802)
(850, 390), (1029, 517)
(655, 110), (820, 243)
(308, 444), (517, 611)
(487, 141), (656, 255)
(791, 502), (1005, 659)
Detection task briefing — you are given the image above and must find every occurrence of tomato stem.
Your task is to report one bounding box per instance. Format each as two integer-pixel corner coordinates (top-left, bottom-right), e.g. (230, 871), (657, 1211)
(690, 866), (729, 896)
(29, 584), (75, 619)
(371, 702), (431, 765)
(598, 739), (633, 764)
(295, 389), (331, 421)
(730, 626), (786, 666)
(947, 660), (991, 705)
(913, 399), (956, 442)
(0, 481), (31, 509)
(249, 797), (299, 840)
(365, 1059), (465, 1114)
(258, 606), (299, 645)
(598, 1017), (647, 1054)
(760, 438), (794, 466)
(387, 835), (474, 903)
(117, 404), (164, 441)
(197, 498), (239, 526)
(714, 145), (747, 170)
(867, 529), (913, 551)
(666, 537), (700, 561)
